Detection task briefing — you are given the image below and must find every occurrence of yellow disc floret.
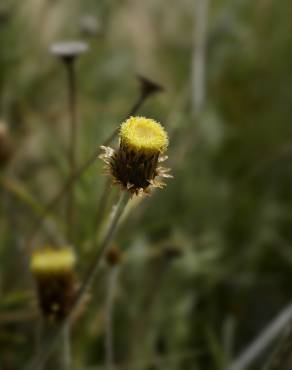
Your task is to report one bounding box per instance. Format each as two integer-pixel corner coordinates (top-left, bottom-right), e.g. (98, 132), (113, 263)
(120, 116), (168, 153)
(31, 247), (76, 275)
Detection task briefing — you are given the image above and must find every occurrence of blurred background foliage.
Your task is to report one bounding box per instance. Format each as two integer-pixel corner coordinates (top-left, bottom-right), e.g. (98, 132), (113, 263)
(1, 0), (292, 369)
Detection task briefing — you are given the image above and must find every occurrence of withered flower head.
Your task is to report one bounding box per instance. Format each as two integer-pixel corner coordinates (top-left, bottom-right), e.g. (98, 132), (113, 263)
(30, 247), (76, 322)
(100, 116), (172, 196)
(105, 245), (122, 266)
(79, 14), (101, 36)
(137, 75), (164, 97)
(0, 6), (10, 25)
(50, 41), (88, 62)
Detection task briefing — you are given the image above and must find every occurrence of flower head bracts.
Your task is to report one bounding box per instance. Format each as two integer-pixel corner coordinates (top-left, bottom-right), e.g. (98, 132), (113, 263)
(30, 247), (77, 322)
(100, 116), (172, 196)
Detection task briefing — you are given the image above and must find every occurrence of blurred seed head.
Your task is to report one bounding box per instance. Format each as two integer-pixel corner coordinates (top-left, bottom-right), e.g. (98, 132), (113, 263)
(50, 40), (89, 63)
(30, 246), (77, 322)
(100, 116), (172, 196)
(0, 6), (10, 25)
(162, 244), (183, 260)
(79, 14), (101, 37)
(0, 120), (13, 168)
(105, 245), (122, 266)
(137, 75), (164, 98)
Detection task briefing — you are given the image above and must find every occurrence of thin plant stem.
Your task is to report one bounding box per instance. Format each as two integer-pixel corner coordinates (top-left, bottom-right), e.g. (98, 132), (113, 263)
(105, 266), (119, 370)
(171, 0), (210, 168)
(86, 348), (201, 370)
(25, 87), (152, 253)
(37, 321), (71, 370)
(191, 0), (209, 119)
(0, 175), (62, 245)
(101, 92), (145, 147)
(27, 191), (131, 370)
(229, 302), (292, 370)
(35, 321), (43, 370)
(128, 255), (170, 370)
(262, 323), (292, 370)
(128, 93), (146, 117)
(65, 60), (77, 242)
(61, 323), (71, 370)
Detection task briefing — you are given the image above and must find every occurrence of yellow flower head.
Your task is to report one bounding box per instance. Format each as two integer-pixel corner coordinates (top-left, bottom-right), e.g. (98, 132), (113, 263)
(31, 247), (76, 275)
(120, 116), (168, 154)
(100, 116), (172, 196)
(30, 246), (77, 322)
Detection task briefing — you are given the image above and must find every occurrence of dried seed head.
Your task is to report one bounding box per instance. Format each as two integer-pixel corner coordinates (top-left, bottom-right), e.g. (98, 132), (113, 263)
(100, 116), (172, 196)
(137, 75), (164, 97)
(79, 14), (101, 36)
(163, 245), (183, 260)
(50, 41), (88, 62)
(30, 247), (77, 322)
(0, 6), (10, 25)
(105, 245), (122, 266)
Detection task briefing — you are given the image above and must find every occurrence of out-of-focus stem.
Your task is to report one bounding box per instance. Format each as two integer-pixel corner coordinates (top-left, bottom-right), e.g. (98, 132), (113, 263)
(174, 0), (209, 166)
(28, 191), (130, 370)
(61, 324), (71, 370)
(191, 0), (209, 119)
(105, 267), (119, 370)
(262, 323), (292, 370)
(38, 321), (70, 370)
(65, 60), (77, 242)
(128, 255), (170, 370)
(229, 302), (292, 370)
(25, 83), (154, 253)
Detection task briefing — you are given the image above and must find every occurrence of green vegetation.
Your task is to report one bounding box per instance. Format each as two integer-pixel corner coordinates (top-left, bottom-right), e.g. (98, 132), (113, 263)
(1, 0), (292, 369)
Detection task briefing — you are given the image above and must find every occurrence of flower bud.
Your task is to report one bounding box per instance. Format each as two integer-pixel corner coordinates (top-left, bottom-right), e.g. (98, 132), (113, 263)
(100, 116), (172, 196)
(30, 247), (76, 322)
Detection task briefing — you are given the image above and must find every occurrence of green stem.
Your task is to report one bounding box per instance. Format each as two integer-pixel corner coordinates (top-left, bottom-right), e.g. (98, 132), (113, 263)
(262, 323), (292, 370)
(61, 324), (71, 370)
(65, 60), (77, 243)
(28, 191), (130, 370)
(105, 267), (119, 370)
(38, 321), (69, 370)
(25, 87), (153, 252)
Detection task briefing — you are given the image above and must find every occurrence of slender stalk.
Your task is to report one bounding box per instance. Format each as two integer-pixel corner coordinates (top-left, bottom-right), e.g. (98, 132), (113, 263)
(27, 191), (131, 370)
(100, 91), (147, 148)
(25, 86), (152, 253)
(191, 0), (209, 119)
(61, 323), (71, 370)
(129, 255), (170, 370)
(105, 267), (119, 370)
(262, 323), (292, 370)
(229, 302), (292, 370)
(65, 60), (77, 242)
(37, 320), (71, 370)
(172, 0), (209, 167)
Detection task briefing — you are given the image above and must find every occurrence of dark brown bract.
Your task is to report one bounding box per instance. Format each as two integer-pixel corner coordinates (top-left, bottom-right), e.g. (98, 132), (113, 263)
(34, 271), (76, 322)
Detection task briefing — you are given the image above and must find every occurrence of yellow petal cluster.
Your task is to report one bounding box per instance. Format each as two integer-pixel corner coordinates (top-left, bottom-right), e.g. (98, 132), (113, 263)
(120, 116), (168, 154)
(30, 247), (76, 274)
